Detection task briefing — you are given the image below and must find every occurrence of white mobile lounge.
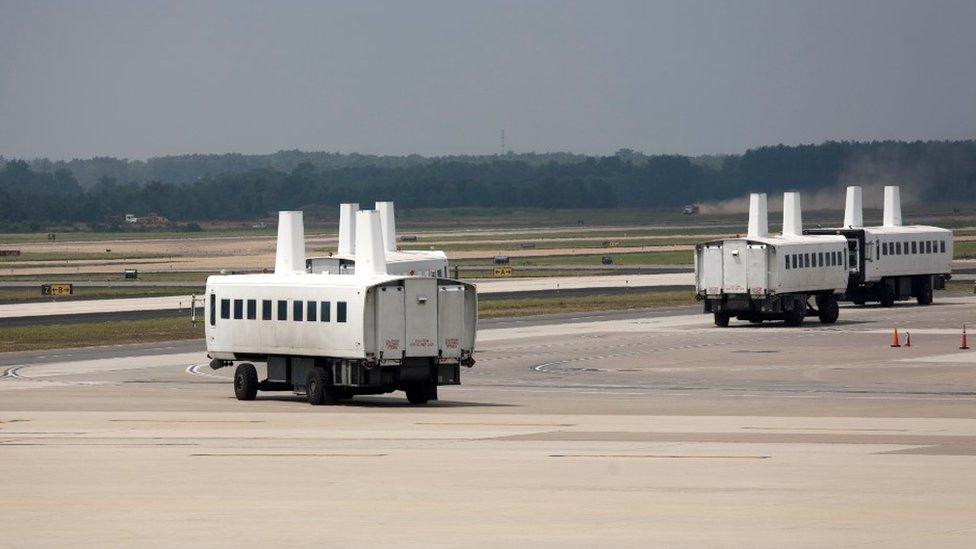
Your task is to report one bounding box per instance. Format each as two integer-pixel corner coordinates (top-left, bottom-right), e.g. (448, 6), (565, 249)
(695, 192), (848, 327)
(306, 202), (449, 277)
(206, 210), (477, 405)
(804, 186), (952, 306)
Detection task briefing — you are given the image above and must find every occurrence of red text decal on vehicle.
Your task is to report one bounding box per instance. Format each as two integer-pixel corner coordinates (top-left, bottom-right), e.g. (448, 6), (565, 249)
(385, 339), (400, 350)
(444, 338), (459, 349)
(409, 338), (434, 348)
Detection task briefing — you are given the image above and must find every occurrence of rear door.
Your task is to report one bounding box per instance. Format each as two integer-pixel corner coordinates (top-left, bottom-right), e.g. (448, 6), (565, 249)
(747, 244), (768, 296)
(404, 278), (438, 357)
(437, 284), (466, 358)
(722, 241), (749, 294)
(698, 244), (723, 295)
(375, 285), (405, 359)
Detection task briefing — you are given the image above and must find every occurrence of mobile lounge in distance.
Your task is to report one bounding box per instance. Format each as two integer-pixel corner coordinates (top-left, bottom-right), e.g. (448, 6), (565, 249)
(804, 186), (952, 306)
(695, 192), (849, 327)
(206, 209), (477, 405)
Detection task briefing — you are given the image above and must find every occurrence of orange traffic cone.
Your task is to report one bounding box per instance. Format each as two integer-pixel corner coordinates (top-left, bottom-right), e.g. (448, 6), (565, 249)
(961, 324), (970, 350)
(890, 328), (901, 348)
(904, 332), (911, 348)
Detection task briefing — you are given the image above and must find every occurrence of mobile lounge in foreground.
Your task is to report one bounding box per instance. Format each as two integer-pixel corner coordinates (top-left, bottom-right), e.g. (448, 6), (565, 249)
(206, 209), (477, 405)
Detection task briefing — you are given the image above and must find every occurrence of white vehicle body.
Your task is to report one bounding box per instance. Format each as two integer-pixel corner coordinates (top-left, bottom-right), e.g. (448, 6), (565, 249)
(695, 235), (848, 297)
(205, 274), (476, 363)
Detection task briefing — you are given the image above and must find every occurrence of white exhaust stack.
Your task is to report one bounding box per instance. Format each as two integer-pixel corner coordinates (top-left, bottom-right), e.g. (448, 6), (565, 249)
(376, 201), (397, 252)
(338, 203), (359, 256)
(746, 193), (768, 238)
(883, 185), (902, 227)
(355, 210), (388, 276)
(844, 186), (863, 228)
(274, 211), (306, 274)
(782, 191), (803, 236)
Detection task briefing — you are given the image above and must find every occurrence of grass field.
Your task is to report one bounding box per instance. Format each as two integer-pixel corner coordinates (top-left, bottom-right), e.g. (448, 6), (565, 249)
(0, 290), (697, 352)
(0, 314), (204, 353)
(0, 286), (195, 304)
(0, 251), (169, 263)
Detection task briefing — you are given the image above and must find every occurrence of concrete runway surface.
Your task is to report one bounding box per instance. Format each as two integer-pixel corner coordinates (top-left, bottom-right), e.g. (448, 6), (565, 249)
(2, 297), (976, 547)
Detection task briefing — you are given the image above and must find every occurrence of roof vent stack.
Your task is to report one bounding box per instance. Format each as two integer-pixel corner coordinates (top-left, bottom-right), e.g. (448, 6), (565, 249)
(746, 193), (768, 238)
(274, 211), (306, 274)
(844, 186), (863, 228)
(355, 210), (388, 276)
(782, 192), (803, 237)
(338, 203), (359, 256)
(376, 201), (397, 252)
(883, 186), (902, 227)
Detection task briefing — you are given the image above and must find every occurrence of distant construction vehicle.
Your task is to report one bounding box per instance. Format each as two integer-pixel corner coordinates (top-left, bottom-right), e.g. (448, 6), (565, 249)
(695, 192), (848, 327)
(683, 204), (700, 215)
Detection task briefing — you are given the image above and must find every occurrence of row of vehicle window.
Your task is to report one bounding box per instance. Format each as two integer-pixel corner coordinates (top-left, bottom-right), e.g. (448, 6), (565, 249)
(784, 250), (844, 270)
(210, 297), (347, 325)
(878, 239), (946, 258)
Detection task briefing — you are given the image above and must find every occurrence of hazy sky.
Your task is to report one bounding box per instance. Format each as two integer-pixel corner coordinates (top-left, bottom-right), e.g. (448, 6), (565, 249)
(1, 0), (974, 160)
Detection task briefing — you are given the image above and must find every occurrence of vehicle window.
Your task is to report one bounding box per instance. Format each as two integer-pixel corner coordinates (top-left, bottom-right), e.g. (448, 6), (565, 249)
(221, 299), (230, 319)
(941, 240), (946, 253)
(337, 301), (347, 323)
(307, 300), (317, 321)
(818, 252), (824, 266)
(876, 241), (879, 260)
(277, 300), (287, 320)
(233, 299), (243, 320)
(804, 253), (810, 268)
(293, 300), (303, 322)
(785, 255), (790, 270)
(247, 299), (256, 320)
(792, 255), (797, 269)
(882, 242), (887, 256)
(262, 300), (272, 320)
(321, 301), (331, 322)
(911, 241), (917, 254)
(210, 294), (217, 326)
(895, 242), (901, 255)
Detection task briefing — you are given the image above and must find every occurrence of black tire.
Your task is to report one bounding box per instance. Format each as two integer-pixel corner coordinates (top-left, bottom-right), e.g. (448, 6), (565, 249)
(405, 382), (432, 405)
(785, 306), (805, 327)
(916, 277), (933, 305)
(234, 363), (258, 401)
(306, 368), (339, 406)
(713, 311), (730, 327)
(818, 296), (839, 324)
(879, 286), (895, 308)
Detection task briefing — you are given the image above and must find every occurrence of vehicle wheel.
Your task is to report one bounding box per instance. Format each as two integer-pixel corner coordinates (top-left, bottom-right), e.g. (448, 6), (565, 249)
(405, 382), (432, 405)
(306, 368), (338, 405)
(916, 277), (933, 305)
(234, 363), (258, 401)
(879, 286), (895, 307)
(818, 296), (839, 324)
(713, 311), (730, 327)
(785, 306), (805, 327)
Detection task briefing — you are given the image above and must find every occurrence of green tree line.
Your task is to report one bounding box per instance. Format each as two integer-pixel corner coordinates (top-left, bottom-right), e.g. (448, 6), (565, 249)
(2, 140), (974, 225)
